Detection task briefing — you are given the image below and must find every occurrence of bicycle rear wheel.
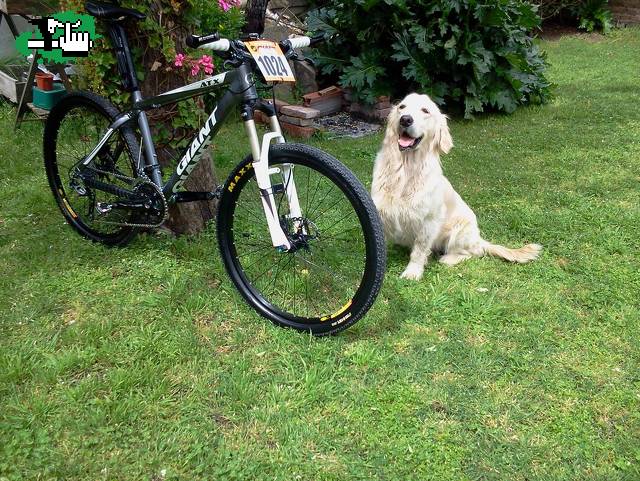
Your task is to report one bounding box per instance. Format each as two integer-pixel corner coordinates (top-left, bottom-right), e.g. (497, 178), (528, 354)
(43, 91), (141, 246)
(217, 143), (386, 335)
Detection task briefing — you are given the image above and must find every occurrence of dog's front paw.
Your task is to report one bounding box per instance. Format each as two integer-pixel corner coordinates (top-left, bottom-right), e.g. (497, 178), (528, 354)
(400, 263), (424, 280)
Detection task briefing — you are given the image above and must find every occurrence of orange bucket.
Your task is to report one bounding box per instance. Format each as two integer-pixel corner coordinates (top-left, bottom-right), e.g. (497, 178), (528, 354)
(35, 72), (54, 91)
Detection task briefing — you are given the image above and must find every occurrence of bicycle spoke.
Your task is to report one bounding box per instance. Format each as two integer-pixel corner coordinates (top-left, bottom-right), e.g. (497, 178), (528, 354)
(309, 194), (348, 223)
(230, 161), (368, 321)
(53, 103), (136, 236)
(235, 243), (273, 259)
(295, 252), (348, 284)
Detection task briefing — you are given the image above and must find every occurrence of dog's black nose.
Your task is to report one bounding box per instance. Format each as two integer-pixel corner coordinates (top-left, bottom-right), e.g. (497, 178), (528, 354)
(399, 115), (413, 127)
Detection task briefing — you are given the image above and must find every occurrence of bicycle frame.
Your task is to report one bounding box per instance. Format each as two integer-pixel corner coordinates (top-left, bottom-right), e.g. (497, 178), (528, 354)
(80, 62), (297, 250)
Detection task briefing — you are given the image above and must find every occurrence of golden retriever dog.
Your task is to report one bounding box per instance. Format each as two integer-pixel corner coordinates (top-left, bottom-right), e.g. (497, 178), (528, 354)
(371, 93), (542, 280)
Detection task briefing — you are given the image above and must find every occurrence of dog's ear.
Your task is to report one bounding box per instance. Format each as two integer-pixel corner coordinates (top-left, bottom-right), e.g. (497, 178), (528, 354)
(383, 103), (400, 145)
(434, 116), (453, 154)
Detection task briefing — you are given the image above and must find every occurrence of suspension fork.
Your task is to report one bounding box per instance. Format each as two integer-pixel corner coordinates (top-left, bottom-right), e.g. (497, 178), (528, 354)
(266, 113), (304, 228)
(243, 110), (305, 252)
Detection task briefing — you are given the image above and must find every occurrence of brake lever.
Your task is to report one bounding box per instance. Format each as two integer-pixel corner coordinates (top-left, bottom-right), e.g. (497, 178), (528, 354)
(224, 41), (251, 69)
(224, 58), (244, 69)
(289, 52), (315, 67)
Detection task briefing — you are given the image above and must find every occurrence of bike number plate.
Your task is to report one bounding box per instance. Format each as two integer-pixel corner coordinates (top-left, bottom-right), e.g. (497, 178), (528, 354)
(244, 40), (295, 83)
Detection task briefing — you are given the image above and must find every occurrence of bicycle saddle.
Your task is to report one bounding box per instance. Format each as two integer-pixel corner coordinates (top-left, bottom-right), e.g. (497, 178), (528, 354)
(85, 1), (146, 21)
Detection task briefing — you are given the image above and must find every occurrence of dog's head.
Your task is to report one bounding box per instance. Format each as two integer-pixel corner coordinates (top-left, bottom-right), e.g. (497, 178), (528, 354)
(385, 93), (453, 155)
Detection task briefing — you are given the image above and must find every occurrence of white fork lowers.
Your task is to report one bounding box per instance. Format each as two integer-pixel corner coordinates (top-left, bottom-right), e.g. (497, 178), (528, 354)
(250, 131), (306, 252)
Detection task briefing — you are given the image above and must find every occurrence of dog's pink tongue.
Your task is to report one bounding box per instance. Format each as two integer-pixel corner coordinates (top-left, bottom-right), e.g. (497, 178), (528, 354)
(398, 135), (414, 148)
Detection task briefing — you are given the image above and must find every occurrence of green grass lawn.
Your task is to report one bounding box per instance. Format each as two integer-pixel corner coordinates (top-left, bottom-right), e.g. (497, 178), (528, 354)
(1, 29), (639, 480)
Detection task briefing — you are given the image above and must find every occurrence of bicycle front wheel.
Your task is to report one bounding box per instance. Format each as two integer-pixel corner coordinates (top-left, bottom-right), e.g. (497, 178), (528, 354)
(217, 143), (386, 336)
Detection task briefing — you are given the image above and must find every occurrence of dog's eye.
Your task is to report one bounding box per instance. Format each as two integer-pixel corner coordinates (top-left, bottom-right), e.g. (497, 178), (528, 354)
(399, 104), (406, 110)
(422, 108), (430, 114)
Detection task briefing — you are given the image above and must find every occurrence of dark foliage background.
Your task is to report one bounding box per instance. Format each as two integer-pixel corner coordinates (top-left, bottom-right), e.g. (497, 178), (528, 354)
(308, 0), (553, 117)
(537, 0), (612, 32)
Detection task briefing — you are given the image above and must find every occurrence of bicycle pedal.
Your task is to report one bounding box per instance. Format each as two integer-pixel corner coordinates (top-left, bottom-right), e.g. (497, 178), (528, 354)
(96, 202), (112, 215)
(70, 179), (87, 196)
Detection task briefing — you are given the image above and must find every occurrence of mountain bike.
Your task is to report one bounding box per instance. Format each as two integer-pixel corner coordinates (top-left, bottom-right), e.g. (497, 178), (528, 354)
(43, 1), (386, 335)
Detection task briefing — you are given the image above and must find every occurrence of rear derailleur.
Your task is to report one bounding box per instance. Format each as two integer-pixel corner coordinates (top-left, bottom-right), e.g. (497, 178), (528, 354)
(71, 166), (168, 227)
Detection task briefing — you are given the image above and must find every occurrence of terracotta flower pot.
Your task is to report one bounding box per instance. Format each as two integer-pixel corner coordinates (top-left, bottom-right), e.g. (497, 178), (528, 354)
(35, 72), (54, 91)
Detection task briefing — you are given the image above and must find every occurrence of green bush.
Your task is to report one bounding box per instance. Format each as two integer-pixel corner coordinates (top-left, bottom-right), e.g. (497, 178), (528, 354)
(308, 0), (552, 117)
(537, 0), (612, 32)
(538, 0), (612, 33)
(576, 0), (613, 32)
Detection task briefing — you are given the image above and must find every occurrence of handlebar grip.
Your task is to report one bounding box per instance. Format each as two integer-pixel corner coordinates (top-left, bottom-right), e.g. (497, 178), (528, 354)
(186, 32), (220, 48)
(309, 35), (325, 47)
(286, 36), (311, 50)
(200, 39), (231, 51)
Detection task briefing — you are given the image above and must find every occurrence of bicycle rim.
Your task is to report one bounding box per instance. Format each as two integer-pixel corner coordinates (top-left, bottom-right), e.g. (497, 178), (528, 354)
(218, 145), (385, 334)
(45, 96), (138, 243)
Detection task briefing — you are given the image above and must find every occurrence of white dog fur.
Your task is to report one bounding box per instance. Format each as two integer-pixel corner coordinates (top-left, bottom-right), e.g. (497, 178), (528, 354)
(371, 93), (542, 280)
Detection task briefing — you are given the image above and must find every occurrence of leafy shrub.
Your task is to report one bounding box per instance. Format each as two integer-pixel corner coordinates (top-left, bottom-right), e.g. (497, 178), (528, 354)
(537, 0), (612, 32)
(308, 0), (552, 117)
(577, 0), (613, 32)
(537, 0), (580, 19)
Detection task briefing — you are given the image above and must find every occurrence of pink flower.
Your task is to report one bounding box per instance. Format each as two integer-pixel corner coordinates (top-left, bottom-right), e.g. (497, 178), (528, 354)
(174, 53), (185, 67)
(218, 0), (240, 12)
(198, 55), (214, 75)
(190, 63), (200, 76)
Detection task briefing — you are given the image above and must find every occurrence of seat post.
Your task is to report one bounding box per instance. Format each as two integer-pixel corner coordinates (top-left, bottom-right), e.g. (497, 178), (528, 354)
(106, 22), (139, 92)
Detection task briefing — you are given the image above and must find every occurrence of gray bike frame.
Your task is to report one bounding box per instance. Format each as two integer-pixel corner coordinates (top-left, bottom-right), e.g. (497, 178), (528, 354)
(81, 62), (280, 198)
(80, 61), (299, 250)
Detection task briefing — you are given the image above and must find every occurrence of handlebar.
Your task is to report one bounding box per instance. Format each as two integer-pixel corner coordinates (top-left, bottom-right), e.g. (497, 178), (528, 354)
(185, 32), (220, 48)
(196, 38), (232, 52)
(185, 32), (325, 57)
(280, 34), (325, 51)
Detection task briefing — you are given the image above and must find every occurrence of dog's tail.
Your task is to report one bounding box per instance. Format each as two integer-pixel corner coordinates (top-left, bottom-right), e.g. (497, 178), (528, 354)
(482, 242), (542, 263)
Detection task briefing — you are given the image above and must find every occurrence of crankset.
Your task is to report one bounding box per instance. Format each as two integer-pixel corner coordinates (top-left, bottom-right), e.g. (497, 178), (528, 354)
(73, 165), (168, 228)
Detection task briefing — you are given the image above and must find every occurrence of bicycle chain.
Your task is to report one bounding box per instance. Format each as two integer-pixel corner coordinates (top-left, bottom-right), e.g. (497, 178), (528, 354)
(86, 166), (169, 228)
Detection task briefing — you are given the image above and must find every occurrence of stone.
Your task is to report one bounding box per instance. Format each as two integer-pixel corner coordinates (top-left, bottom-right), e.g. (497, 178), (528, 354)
(375, 107), (392, 120)
(278, 114), (314, 126)
(254, 110), (269, 124)
(303, 85), (342, 104)
(349, 102), (392, 123)
(280, 121), (316, 138)
(280, 104), (321, 119)
(302, 86), (343, 116)
(314, 112), (381, 138)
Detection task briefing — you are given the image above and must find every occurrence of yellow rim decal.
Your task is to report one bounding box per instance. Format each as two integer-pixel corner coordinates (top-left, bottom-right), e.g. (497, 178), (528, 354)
(59, 190), (78, 219)
(321, 299), (353, 322)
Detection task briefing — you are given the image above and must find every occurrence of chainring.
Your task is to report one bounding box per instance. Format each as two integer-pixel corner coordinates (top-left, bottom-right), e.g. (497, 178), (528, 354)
(84, 164), (168, 228)
(130, 179), (168, 227)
